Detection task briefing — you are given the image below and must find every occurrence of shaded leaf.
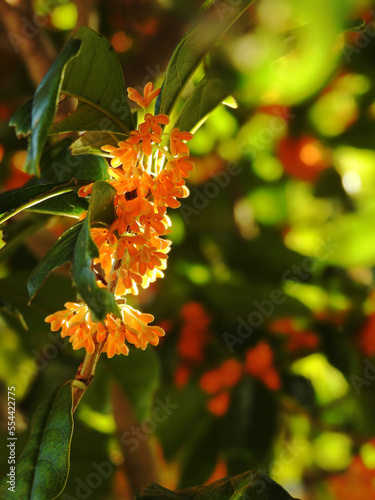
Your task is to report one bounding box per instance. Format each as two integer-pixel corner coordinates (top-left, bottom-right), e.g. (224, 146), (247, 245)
(155, 0), (255, 117)
(135, 471), (298, 499)
(9, 98), (33, 138)
(38, 143), (110, 184)
(27, 222), (83, 301)
(71, 181), (119, 321)
(0, 214), (50, 260)
(28, 192), (88, 218)
(70, 131), (119, 156)
(0, 381), (74, 500)
(24, 38), (81, 175)
(49, 27), (133, 136)
(0, 180), (86, 225)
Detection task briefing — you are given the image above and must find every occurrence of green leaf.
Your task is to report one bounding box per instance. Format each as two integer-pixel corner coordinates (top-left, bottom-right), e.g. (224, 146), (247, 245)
(89, 180), (116, 226)
(49, 27), (134, 136)
(135, 472), (298, 499)
(71, 181), (119, 321)
(106, 347), (160, 421)
(70, 131), (120, 156)
(0, 180), (86, 225)
(28, 192), (88, 218)
(39, 142), (110, 183)
(24, 38), (81, 175)
(135, 484), (187, 500)
(27, 222), (83, 301)
(9, 98), (33, 138)
(343, 19), (366, 32)
(0, 298), (28, 330)
(0, 214), (50, 260)
(0, 381), (74, 500)
(174, 70), (235, 132)
(155, 0), (255, 117)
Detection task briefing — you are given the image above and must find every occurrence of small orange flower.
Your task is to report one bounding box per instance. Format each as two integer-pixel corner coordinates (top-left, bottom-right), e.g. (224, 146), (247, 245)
(45, 302), (165, 358)
(138, 113), (169, 136)
(170, 128), (194, 156)
(46, 80), (195, 358)
(127, 82), (161, 109)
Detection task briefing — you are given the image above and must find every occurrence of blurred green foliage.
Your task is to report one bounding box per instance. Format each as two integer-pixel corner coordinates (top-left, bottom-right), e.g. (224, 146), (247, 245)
(2, 0), (375, 499)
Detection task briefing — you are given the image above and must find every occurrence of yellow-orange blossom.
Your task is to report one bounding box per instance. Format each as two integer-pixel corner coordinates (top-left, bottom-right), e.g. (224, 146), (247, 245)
(45, 83), (194, 358)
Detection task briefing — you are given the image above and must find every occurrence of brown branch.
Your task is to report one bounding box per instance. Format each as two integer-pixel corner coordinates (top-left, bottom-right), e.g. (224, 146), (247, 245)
(111, 382), (158, 498)
(0, 0), (56, 86)
(73, 0), (98, 29)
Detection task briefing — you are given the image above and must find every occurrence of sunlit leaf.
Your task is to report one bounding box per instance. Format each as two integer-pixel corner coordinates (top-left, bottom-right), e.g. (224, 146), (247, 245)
(155, 0), (255, 117)
(0, 180), (86, 225)
(27, 222), (83, 301)
(174, 70), (235, 132)
(70, 131), (119, 156)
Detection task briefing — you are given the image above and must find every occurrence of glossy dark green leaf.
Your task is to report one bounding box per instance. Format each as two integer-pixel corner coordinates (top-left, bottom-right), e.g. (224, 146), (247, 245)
(27, 222), (83, 301)
(174, 70), (235, 132)
(135, 484), (188, 500)
(106, 347), (160, 421)
(71, 181), (119, 321)
(28, 192), (88, 218)
(155, 0), (255, 117)
(0, 381), (74, 500)
(135, 471), (298, 499)
(0, 180), (86, 225)
(9, 98), (33, 138)
(24, 39), (81, 175)
(38, 143), (110, 184)
(0, 214), (50, 260)
(70, 131), (120, 156)
(49, 27), (133, 136)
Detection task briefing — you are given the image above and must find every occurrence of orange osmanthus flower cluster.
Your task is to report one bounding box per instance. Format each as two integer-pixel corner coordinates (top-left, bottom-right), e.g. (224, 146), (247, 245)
(46, 83), (194, 358)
